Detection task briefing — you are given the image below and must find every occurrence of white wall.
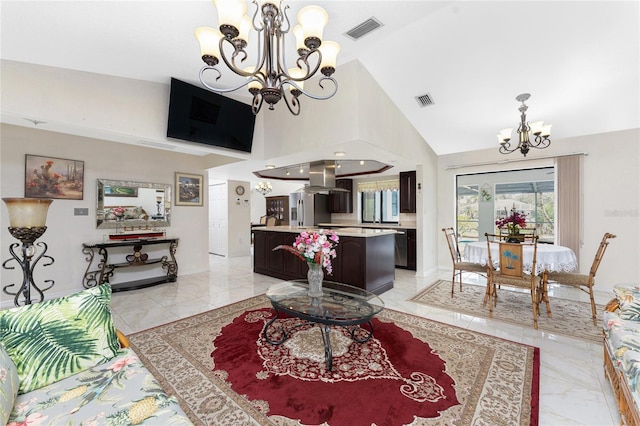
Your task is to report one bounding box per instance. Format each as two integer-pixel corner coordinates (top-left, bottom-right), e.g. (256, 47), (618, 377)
(438, 129), (640, 293)
(261, 60), (439, 275)
(227, 180), (251, 257)
(0, 124), (210, 308)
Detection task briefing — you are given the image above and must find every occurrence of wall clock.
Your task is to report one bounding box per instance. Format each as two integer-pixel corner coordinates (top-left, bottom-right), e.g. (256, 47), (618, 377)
(235, 185), (245, 195)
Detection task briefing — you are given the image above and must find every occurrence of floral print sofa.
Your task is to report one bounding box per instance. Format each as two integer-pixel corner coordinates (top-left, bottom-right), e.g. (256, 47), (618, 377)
(0, 285), (192, 425)
(603, 284), (640, 425)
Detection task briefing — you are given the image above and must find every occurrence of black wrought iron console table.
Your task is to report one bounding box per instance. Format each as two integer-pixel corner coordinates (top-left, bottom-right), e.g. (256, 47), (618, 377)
(82, 237), (178, 292)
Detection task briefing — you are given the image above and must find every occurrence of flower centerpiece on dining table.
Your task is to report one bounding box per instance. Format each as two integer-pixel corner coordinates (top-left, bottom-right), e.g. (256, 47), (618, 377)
(273, 229), (339, 297)
(495, 206), (527, 242)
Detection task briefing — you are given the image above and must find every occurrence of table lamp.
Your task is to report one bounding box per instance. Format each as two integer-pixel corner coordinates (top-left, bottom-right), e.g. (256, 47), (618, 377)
(2, 197), (55, 306)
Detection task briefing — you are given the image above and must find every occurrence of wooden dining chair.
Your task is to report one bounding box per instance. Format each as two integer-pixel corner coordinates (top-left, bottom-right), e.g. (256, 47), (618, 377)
(484, 233), (549, 329)
(442, 228), (487, 296)
(543, 232), (616, 325)
(265, 216), (278, 226)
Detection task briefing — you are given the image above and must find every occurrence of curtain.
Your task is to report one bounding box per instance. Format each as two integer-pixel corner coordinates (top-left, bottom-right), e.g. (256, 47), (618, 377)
(357, 179), (399, 193)
(556, 155), (583, 263)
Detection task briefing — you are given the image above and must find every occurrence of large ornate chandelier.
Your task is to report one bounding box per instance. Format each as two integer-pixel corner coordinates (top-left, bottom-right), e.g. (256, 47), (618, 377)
(497, 93), (552, 157)
(195, 0), (340, 115)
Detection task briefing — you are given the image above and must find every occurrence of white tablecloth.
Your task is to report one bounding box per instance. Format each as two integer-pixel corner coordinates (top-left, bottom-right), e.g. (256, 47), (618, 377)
(463, 241), (578, 274)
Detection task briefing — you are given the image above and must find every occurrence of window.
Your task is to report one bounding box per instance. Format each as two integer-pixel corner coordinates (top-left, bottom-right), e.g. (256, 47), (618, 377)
(457, 185), (479, 241)
(456, 167), (555, 244)
(494, 182), (555, 241)
(361, 189), (399, 223)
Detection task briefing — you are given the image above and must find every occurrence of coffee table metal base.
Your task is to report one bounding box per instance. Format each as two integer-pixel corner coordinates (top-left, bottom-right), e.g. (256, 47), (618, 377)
(263, 311), (374, 371)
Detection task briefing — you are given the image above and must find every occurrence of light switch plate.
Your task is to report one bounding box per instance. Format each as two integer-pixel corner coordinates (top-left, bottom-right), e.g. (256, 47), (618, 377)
(74, 207), (89, 216)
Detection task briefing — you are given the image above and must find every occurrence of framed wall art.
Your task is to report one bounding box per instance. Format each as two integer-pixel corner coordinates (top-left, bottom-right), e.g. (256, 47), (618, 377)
(25, 154), (85, 200)
(175, 172), (203, 206)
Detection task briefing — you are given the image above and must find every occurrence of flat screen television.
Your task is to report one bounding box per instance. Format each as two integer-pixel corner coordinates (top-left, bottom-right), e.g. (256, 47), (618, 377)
(167, 78), (255, 153)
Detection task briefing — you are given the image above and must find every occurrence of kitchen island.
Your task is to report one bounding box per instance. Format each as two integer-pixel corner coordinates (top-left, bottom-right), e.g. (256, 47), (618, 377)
(253, 226), (396, 295)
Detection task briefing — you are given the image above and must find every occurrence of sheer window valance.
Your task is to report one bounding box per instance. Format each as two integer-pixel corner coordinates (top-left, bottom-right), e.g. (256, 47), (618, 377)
(357, 179), (399, 193)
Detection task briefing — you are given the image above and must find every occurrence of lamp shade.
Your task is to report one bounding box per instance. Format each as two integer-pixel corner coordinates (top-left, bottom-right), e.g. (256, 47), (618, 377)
(3, 198), (52, 228)
(212, 0), (248, 34)
(195, 26), (223, 63)
(529, 120), (544, 135)
(499, 128), (513, 142)
(288, 67), (305, 91)
(319, 40), (340, 71)
(293, 25), (306, 51)
(237, 15), (252, 43)
(297, 5), (328, 48)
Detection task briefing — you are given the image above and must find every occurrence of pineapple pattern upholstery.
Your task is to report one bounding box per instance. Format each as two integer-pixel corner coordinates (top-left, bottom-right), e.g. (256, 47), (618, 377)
(6, 348), (192, 425)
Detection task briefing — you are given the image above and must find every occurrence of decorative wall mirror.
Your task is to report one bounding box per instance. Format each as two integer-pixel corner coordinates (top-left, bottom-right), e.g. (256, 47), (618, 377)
(96, 179), (171, 229)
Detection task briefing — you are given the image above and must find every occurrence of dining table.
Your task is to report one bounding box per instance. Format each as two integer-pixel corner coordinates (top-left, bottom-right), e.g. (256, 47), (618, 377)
(463, 241), (578, 275)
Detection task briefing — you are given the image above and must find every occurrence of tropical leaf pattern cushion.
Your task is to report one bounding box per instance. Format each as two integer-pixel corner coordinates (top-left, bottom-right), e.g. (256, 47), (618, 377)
(7, 348), (192, 425)
(613, 284), (640, 320)
(0, 343), (20, 424)
(0, 285), (120, 394)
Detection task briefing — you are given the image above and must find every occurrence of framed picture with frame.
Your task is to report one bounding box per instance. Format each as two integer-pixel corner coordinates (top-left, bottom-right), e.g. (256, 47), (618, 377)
(175, 172), (203, 206)
(25, 154), (85, 200)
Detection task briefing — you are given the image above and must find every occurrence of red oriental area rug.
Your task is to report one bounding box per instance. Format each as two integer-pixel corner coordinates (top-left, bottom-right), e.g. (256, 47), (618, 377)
(212, 309), (459, 425)
(128, 295), (539, 425)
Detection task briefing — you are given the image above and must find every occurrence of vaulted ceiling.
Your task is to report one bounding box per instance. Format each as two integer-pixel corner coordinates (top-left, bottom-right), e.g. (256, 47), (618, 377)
(1, 1), (638, 170)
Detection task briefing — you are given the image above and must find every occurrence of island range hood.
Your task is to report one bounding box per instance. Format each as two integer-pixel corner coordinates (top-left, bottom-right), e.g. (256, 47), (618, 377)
(297, 160), (350, 193)
(252, 159), (392, 192)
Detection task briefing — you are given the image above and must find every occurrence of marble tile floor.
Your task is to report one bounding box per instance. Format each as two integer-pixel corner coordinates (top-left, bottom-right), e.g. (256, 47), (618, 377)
(110, 254), (619, 426)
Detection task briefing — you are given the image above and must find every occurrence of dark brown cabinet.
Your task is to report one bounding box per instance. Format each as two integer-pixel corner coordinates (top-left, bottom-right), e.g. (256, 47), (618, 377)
(330, 179), (353, 213)
(253, 229), (395, 295)
(399, 171), (417, 213)
(265, 196), (289, 225)
(406, 229), (417, 270)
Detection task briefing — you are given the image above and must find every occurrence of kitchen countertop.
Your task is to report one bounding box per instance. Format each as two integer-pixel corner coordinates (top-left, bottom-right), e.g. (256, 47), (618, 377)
(253, 225), (397, 238)
(318, 222), (417, 230)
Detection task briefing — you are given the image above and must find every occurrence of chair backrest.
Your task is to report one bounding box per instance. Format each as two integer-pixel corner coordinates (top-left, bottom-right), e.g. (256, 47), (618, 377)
(442, 227), (461, 263)
(589, 232), (616, 277)
(498, 228), (536, 242)
(499, 242), (525, 278)
(259, 215), (269, 224)
(485, 233), (538, 278)
(265, 216), (278, 226)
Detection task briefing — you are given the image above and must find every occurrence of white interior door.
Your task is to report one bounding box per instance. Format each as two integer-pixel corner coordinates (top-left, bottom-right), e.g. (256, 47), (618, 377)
(209, 183), (228, 256)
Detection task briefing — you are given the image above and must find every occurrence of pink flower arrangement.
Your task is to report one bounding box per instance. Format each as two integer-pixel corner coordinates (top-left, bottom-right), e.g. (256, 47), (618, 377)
(274, 229), (339, 274)
(495, 207), (527, 235)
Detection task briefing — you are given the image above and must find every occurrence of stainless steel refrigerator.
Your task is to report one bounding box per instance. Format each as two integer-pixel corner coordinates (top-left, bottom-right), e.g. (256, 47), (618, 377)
(289, 193), (331, 227)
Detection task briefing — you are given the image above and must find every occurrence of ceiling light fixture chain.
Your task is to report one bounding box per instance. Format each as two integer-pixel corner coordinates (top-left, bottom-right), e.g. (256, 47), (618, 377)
(498, 93), (552, 157)
(195, 0), (340, 116)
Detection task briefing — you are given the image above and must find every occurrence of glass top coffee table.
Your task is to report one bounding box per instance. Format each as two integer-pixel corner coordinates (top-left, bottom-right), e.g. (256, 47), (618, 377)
(264, 280), (385, 370)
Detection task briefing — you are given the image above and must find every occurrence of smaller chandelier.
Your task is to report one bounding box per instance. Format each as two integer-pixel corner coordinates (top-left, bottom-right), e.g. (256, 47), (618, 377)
(255, 181), (273, 195)
(498, 93), (552, 157)
(195, 0), (340, 116)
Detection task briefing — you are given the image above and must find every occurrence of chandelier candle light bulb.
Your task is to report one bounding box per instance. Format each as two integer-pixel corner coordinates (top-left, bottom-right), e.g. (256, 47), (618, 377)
(194, 0), (339, 115)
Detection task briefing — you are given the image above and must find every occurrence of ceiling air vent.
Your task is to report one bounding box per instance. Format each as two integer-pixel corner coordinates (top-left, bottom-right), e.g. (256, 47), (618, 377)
(345, 17), (383, 40)
(415, 93), (435, 108)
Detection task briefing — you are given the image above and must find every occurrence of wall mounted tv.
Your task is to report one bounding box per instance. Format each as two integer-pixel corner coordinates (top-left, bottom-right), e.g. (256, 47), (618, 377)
(167, 78), (255, 153)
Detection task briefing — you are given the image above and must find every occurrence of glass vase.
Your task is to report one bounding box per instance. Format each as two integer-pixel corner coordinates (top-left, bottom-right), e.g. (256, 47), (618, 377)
(307, 262), (324, 297)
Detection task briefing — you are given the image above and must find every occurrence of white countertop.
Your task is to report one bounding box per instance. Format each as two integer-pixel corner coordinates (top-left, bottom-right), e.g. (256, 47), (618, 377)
(318, 222), (417, 230)
(253, 225), (397, 238)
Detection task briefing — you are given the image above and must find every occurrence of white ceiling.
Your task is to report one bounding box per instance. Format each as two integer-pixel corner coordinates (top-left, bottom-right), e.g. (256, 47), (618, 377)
(1, 1), (638, 180)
